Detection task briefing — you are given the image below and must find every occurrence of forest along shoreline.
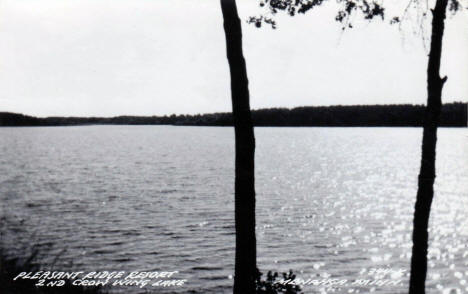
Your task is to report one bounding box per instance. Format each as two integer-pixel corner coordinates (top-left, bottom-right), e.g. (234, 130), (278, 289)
(1, 103), (467, 127)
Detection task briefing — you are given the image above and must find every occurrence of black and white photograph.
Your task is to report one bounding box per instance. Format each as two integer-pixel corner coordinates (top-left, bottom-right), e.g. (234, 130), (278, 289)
(0, 0), (467, 293)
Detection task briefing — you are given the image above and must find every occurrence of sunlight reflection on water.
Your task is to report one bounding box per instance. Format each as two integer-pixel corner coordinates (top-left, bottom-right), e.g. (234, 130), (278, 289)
(0, 126), (467, 294)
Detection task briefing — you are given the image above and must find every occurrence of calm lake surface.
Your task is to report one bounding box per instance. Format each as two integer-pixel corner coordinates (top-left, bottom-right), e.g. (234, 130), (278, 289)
(1, 126), (467, 294)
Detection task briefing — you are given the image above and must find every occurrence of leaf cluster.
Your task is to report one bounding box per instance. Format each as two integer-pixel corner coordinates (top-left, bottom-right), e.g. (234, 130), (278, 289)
(248, 0), (465, 29)
(255, 268), (303, 294)
(248, 0), (385, 29)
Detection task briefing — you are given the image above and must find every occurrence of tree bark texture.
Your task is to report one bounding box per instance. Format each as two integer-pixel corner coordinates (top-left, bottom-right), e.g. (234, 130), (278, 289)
(409, 0), (448, 293)
(220, 1), (257, 293)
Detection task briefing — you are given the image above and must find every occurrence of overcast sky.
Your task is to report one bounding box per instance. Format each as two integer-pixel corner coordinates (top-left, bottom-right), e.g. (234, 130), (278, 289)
(0, 0), (467, 117)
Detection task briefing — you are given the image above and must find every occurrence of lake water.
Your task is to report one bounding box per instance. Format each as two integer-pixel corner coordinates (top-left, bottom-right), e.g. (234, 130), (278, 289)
(1, 126), (467, 294)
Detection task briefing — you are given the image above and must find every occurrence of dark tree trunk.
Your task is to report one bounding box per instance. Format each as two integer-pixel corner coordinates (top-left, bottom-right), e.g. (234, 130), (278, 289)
(409, 0), (448, 293)
(220, 1), (257, 293)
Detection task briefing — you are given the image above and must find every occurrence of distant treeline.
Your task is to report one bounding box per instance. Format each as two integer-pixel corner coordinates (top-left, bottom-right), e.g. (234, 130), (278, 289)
(1, 103), (466, 127)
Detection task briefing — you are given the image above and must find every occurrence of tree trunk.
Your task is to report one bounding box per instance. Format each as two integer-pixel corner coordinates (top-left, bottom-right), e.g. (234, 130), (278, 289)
(409, 0), (448, 293)
(220, 1), (257, 293)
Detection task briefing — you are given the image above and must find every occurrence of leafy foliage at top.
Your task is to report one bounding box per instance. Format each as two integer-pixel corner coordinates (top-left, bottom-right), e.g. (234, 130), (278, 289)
(248, 0), (385, 29)
(248, 0), (465, 29)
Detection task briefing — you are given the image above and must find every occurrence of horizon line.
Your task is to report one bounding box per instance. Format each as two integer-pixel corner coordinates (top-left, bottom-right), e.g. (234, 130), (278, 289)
(2, 101), (467, 119)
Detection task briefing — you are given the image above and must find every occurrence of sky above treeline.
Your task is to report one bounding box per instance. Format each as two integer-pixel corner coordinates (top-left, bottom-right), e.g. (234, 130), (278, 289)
(0, 0), (467, 117)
